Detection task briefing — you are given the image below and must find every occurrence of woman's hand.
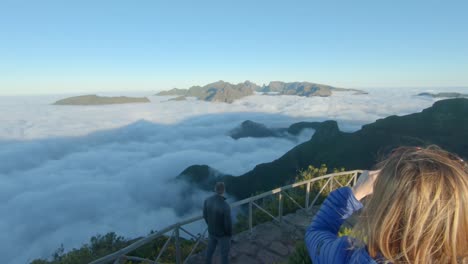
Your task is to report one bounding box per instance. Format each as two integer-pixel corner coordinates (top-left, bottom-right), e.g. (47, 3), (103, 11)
(352, 170), (380, 201)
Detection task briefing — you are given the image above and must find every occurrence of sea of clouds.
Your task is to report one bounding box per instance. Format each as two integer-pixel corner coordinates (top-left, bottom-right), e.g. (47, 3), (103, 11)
(1, 87), (467, 263)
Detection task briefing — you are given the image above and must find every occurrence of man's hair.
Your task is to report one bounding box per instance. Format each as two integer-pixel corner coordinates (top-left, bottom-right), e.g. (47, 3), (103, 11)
(214, 182), (225, 195)
(354, 145), (468, 263)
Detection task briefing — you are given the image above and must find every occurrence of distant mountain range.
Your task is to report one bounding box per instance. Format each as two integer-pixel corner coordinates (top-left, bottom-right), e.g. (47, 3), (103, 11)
(53, 95), (150, 105)
(157, 80), (366, 103)
(259, 81), (366, 97)
(157, 81), (257, 103)
(417, 92), (468, 98)
(178, 98), (468, 199)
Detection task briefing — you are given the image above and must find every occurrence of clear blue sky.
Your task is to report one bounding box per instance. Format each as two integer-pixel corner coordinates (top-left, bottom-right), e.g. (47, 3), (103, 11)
(1, 0), (467, 95)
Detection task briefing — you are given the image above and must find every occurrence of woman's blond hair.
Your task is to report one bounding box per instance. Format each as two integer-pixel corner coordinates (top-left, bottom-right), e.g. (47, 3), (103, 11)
(354, 145), (468, 263)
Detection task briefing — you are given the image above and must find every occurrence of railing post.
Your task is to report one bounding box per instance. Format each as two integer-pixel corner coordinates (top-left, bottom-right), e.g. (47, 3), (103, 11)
(305, 182), (311, 209)
(310, 178), (332, 208)
(330, 176), (334, 192)
(353, 172), (358, 186)
(278, 192), (283, 222)
(175, 225), (181, 264)
(249, 201), (253, 234)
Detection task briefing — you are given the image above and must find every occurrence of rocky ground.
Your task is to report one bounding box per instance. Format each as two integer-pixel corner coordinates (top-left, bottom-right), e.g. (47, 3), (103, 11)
(187, 208), (318, 264)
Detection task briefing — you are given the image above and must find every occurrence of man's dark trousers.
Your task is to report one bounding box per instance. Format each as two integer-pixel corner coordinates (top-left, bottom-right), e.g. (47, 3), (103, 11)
(205, 235), (230, 264)
(203, 194), (232, 264)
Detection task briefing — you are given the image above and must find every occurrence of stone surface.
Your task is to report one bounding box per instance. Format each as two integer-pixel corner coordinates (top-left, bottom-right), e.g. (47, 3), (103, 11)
(233, 254), (258, 263)
(287, 244), (296, 254)
(186, 207), (318, 264)
(231, 241), (255, 256)
(269, 241), (289, 256)
(256, 249), (283, 263)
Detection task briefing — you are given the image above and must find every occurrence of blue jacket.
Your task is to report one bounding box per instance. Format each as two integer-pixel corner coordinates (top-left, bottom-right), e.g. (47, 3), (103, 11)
(305, 187), (378, 264)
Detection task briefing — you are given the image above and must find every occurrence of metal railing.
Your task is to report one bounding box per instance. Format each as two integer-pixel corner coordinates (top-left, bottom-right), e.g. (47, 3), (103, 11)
(90, 170), (362, 264)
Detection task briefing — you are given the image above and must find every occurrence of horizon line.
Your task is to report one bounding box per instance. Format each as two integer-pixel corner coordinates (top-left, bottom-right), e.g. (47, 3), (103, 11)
(2, 84), (468, 97)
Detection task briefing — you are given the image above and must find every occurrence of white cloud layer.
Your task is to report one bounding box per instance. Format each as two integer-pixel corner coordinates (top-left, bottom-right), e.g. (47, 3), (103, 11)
(0, 87), (467, 263)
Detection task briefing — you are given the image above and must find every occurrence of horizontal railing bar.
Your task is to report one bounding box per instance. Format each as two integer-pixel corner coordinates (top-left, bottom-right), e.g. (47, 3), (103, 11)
(90, 170), (362, 264)
(90, 224), (179, 264)
(179, 226), (200, 240)
(178, 215), (204, 226)
(230, 170), (361, 207)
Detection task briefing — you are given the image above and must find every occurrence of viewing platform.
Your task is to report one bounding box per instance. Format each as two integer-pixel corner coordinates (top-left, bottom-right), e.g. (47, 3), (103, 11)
(90, 170), (362, 264)
(187, 207), (318, 263)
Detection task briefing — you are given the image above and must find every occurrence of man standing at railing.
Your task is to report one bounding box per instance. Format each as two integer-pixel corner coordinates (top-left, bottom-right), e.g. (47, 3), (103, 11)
(203, 182), (232, 264)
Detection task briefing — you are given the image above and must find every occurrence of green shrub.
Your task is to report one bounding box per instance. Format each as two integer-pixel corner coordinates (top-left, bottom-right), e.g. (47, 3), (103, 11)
(30, 231), (202, 264)
(287, 241), (312, 264)
(287, 226), (354, 264)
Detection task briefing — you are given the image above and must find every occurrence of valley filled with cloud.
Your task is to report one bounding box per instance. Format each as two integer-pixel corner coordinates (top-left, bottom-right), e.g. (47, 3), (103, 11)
(0, 87), (466, 263)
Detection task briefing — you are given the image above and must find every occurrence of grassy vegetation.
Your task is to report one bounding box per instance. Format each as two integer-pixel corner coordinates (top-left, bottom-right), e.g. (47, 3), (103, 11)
(287, 227), (353, 264)
(31, 231), (204, 264)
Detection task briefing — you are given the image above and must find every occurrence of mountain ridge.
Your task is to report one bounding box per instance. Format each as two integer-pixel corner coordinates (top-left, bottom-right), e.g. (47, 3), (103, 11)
(417, 92), (468, 98)
(156, 80), (366, 103)
(178, 98), (468, 198)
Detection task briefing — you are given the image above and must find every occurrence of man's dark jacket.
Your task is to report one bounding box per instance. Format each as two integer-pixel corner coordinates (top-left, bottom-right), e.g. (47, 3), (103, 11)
(203, 194), (232, 237)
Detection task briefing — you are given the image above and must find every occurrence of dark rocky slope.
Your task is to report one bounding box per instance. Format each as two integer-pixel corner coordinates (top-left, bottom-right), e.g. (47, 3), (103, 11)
(179, 99), (468, 199)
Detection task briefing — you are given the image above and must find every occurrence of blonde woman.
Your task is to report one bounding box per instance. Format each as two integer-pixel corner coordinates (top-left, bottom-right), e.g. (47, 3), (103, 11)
(305, 146), (468, 263)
